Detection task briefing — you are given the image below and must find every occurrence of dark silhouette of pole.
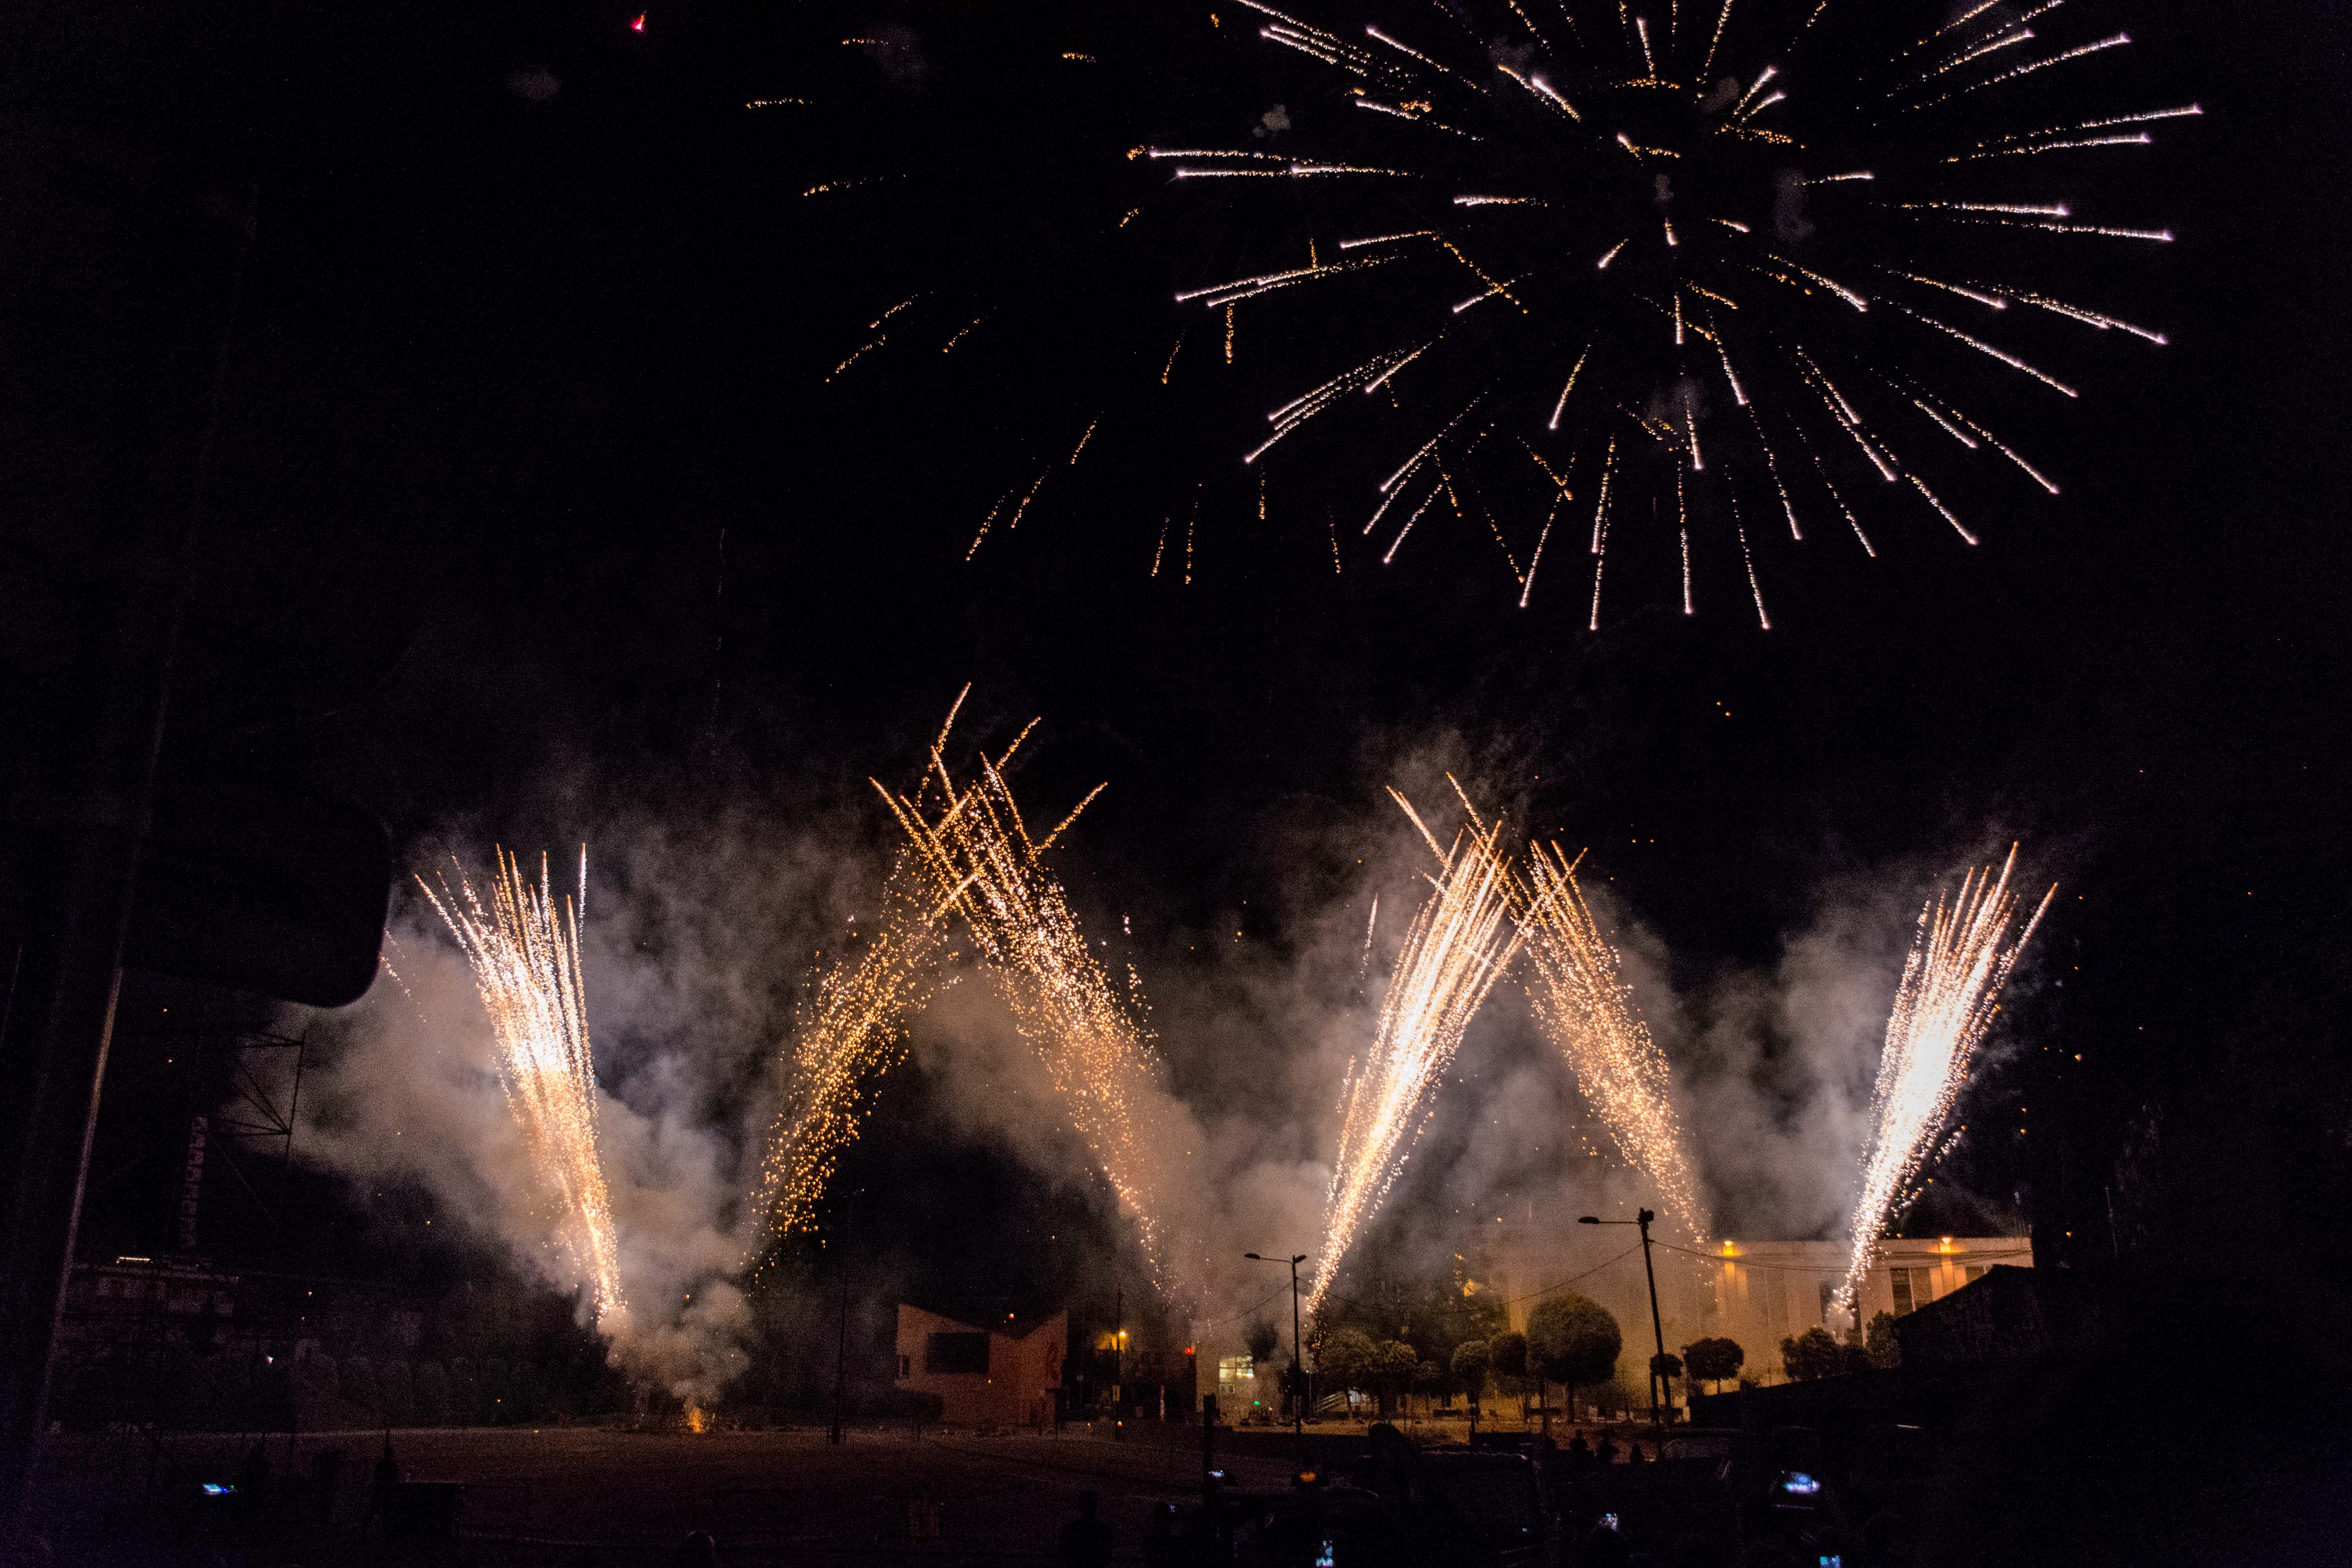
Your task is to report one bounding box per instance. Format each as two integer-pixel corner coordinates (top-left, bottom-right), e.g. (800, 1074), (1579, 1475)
(1580, 1209), (1670, 1428)
(1112, 1284), (1123, 1442)
(1245, 1252), (1310, 1462)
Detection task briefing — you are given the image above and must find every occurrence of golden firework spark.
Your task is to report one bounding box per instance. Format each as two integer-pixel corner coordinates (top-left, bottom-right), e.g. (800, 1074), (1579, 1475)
(421, 849), (626, 1329)
(1308, 791), (1524, 1312)
(1518, 840), (1712, 1242)
(875, 692), (1172, 1280)
(1838, 847), (2054, 1313)
(751, 859), (953, 1248)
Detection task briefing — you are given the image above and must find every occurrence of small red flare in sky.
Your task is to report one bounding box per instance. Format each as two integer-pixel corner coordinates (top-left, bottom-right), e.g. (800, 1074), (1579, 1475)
(630, 13), (645, 31)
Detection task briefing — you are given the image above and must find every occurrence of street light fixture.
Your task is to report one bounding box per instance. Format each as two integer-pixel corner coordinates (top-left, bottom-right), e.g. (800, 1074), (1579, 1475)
(1579, 1209), (1671, 1430)
(1244, 1252), (1310, 1459)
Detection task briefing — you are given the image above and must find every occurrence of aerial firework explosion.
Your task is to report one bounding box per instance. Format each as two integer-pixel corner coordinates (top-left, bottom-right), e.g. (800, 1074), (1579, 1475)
(1129, 0), (2188, 614)
(420, 849), (628, 1330)
(1838, 846), (2054, 1314)
(1310, 789), (1524, 1312)
(1519, 838), (1712, 1241)
(751, 858), (955, 1250)
(876, 693), (1178, 1283)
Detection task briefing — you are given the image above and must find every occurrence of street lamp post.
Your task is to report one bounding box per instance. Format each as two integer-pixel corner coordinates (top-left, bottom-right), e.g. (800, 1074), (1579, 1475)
(1245, 1252), (1310, 1461)
(1579, 1209), (1671, 1429)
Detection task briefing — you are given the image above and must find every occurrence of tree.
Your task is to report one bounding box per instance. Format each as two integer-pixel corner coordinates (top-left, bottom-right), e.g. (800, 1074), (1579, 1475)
(1681, 1337), (1745, 1394)
(1865, 1311), (1902, 1370)
(378, 1360), (414, 1425)
(449, 1357), (482, 1425)
(1780, 1328), (1863, 1382)
(415, 1361), (451, 1426)
(1372, 1339), (1419, 1417)
(1450, 1339), (1491, 1412)
(1487, 1329), (1528, 1394)
(1318, 1327), (1376, 1413)
(341, 1356), (379, 1413)
(1245, 1319), (1281, 1370)
(1527, 1294), (1621, 1424)
(481, 1357), (513, 1423)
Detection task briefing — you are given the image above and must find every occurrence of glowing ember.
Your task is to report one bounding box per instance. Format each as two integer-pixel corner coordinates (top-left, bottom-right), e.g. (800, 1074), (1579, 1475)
(1309, 790), (1523, 1313)
(421, 849), (627, 1330)
(1519, 840), (1711, 1241)
(1838, 846), (2054, 1314)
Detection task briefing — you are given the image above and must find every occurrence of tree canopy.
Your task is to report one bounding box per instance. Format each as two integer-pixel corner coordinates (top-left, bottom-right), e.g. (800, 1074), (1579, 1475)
(1526, 1294), (1621, 1391)
(1681, 1336), (1745, 1391)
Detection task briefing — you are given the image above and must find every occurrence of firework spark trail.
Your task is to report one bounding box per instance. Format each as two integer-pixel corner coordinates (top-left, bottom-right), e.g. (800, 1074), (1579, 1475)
(750, 860), (954, 1250)
(421, 849), (626, 1330)
(1516, 842), (1713, 1241)
(876, 705), (1174, 1283)
(1837, 848), (2056, 1313)
(1308, 791), (1524, 1312)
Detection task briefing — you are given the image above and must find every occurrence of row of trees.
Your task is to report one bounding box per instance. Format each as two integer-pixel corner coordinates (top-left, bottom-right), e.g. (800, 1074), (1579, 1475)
(1778, 1312), (1903, 1381)
(294, 1351), (554, 1425)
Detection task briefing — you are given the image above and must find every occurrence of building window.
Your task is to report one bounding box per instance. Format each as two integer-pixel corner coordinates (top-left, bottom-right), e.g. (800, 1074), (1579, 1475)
(898, 1354), (912, 1378)
(1911, 1267), (1934, 1307)
(1891, 1270), (1913, 1316)
(1217, 1356), (1252, 1384)
(925, 1332), (990, 1375)
(1816, 1280), (1836, 1326)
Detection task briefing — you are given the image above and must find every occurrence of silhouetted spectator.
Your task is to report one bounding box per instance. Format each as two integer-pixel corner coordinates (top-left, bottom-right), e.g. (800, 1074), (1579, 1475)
(1568, 1430), (1592, 1465)
(672, 1528), (718, 1567)
(1626, 1441), (1646, 1464)
(1057, 1490), (1114, 1568)
(1597, 1434), (1620, 1466)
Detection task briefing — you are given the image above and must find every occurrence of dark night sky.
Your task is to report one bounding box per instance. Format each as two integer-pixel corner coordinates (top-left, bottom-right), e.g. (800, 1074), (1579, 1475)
(8, 0), (2348, 1309)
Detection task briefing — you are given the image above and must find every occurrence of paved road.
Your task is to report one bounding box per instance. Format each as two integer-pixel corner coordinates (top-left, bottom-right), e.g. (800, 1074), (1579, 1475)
(31, 1421), (1303, 1563)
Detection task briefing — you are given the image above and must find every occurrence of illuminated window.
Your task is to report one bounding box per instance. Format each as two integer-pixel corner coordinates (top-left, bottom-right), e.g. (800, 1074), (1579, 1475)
(1217, 1356), (1253, 1384)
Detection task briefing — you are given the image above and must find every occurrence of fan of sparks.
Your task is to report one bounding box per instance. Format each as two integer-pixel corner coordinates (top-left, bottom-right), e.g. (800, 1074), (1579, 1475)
(751, 858), (953, 1249)
(421, 849), (628, 1330)
(875, 693), (1177, 1283)
(1310, 790), (1524, 1312)
(1518, 839), (1711, 1241)
(1150, 0), (2190, 620)
(1838, 846), (2054, 1313)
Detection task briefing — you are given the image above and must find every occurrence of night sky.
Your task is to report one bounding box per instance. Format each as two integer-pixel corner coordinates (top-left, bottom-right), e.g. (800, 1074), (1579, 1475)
(9, 0), (2348, 1341)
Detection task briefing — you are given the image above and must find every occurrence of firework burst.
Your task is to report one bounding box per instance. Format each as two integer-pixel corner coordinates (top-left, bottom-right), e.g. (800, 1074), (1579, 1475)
(875, 692), (1175, 1281)
(843, 0), (2190, 608)
(421, 849), (627, 1329)
(1518, 839), (1711, 1241)
(1838, 846), (2054, 1313)
(1136, 0), (2189, 616)
(1310, 790), (1524, 1312)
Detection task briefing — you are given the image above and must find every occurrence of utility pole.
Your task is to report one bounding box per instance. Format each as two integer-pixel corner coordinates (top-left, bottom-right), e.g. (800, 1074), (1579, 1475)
(1112, 1284), (1123, 1442)
(1580, 1209), (1671, 1428)
(1245, 1252), (1310, 1463)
